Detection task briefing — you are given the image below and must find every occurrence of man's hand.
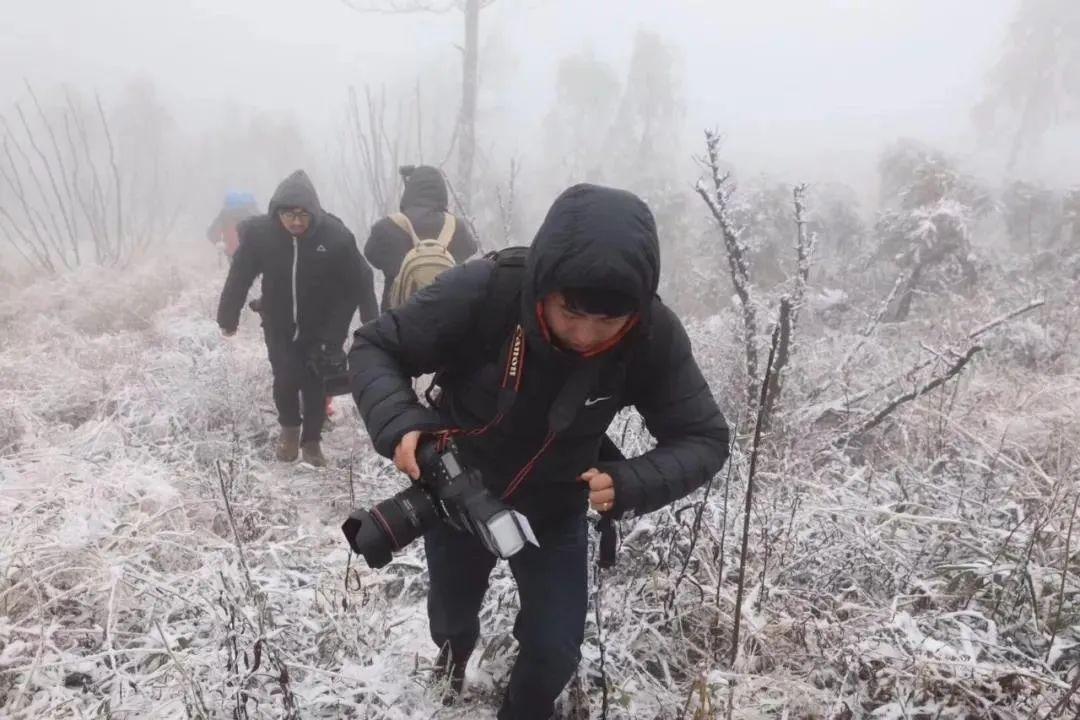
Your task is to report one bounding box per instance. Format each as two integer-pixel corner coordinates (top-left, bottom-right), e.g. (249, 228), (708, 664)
(580, 468), (615, 513)
(221, 327), (236, 338)
(394, 430), (422, 480)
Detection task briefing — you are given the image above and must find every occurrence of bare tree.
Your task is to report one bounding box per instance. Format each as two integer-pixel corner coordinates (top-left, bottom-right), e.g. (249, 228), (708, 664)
(342, 0), (495, 214)
(542, 49), (621, 186)
(974, 0), (1080, 171)
(337, 85), (409, 235)
(0, 84), (180, 273)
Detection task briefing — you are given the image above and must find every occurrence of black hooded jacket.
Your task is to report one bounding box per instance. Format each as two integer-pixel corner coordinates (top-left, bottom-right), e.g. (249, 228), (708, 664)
(350, 184), (729, 527)
(364, 165), (478, 311)
(217, 170), (378, 346)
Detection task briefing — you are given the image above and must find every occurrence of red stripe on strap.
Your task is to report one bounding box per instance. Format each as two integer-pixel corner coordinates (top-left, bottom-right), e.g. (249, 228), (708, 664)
(433, 322), (554, 500)
(501, 431), (557, 499)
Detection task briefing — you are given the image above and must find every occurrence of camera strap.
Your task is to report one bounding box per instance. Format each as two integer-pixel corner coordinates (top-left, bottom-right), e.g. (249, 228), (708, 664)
(434, 323), (527, 448)
(434, 322), (559, 500)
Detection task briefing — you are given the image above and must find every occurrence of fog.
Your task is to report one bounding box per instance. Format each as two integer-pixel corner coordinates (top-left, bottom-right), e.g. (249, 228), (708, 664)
(5, 3), (1080, 718)
(3, 0), (1027, 181)
(1, 0), (1077, 265)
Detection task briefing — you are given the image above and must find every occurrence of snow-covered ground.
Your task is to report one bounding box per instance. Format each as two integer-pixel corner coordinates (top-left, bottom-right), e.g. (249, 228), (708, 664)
(1, 246), (1078, 718)
(0, 252), (497, 718)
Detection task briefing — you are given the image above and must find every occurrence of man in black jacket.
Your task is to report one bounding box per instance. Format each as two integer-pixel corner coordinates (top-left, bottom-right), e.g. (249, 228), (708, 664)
(350, 184), (729, 719)
(218, 170), (378, 466)
(365, 165), (477, 311)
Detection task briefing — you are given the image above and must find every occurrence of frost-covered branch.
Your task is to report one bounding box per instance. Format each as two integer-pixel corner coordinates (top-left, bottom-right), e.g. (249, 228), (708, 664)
(695, 129), (758, 409)
(840, 297), (1045, 409)
(339, 85), (407, 233)
(761, 186), (818, 426)
(790, 183), (816, 328)
(443, 169), (482, 250)
(842, 269), (911, 374)
(731, 318), (781, 667)
(0, 85), (177, 272)
(835, 344), (982, 446)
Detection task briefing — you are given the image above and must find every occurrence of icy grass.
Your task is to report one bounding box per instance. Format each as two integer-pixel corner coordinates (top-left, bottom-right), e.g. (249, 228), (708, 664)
(0, 250), (1078, 718)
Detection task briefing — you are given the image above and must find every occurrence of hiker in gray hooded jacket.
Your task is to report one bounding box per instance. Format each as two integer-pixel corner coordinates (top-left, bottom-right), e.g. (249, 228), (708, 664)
(217, 170), (377, 466)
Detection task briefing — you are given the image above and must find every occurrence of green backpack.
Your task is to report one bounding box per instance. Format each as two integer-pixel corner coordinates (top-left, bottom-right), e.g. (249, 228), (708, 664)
(387, 212), (457, 308)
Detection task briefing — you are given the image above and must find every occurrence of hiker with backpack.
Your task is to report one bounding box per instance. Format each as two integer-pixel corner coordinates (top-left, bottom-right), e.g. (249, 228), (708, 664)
(217, 170), (378, 467)
(348, 184), (730, 719)
(207, 191), (259, 264)
(364, 165), (477, 311)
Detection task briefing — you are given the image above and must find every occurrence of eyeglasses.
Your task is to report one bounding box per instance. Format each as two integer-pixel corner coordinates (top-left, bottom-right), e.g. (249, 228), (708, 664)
(279, 210), (311, 222)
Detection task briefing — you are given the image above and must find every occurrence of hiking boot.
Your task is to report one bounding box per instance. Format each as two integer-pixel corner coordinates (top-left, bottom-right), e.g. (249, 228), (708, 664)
(301, 441), (327, 467)
(275, 426), (301, 462)
(433, 644), (468, 705)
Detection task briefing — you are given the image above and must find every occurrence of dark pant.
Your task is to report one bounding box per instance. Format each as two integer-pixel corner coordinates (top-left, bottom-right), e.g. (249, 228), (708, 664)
(424, 512), (588, 720)
(264, 331), (324, 443)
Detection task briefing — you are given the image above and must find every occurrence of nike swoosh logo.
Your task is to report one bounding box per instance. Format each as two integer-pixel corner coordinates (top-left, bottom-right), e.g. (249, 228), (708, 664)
(584, 396), (612, 407)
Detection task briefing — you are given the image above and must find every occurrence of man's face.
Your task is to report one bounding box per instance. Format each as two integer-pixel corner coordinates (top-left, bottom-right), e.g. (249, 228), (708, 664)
(278, 208), (312, 236)
(540, 292), (632, 354)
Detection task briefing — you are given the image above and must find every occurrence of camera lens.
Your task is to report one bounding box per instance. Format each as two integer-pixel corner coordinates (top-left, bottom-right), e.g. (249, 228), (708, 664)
(342, 484), (440, 569)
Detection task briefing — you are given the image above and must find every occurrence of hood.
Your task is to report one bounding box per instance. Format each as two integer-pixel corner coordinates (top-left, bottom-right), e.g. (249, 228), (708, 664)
(268, 170), (324, 232)
(524, 184), (660, 319)
(508, 185), (662, 435)
(400, 165), (449, 212)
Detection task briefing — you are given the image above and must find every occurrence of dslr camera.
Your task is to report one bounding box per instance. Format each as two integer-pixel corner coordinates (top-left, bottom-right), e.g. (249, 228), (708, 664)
(342, 437), (536, 569)
(306, 343), (351, 397)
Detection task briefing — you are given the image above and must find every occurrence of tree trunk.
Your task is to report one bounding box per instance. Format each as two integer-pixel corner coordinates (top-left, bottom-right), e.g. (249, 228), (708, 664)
(458, 0), (479, 214)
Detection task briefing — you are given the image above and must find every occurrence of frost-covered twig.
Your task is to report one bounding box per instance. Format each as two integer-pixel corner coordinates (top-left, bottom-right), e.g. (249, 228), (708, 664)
(810, 263), (912, 407)
(16, 91), (79, 263)
(1043, 668), (1080, 720)
(761, 297), (792, 431)
(835, 344), (981, 446)
(216, 460), (256, 599)
(94, 93), (123, 265)
(154, 618), (210, 718)
(9, 573), (46, 711)
(1046, 491), (1080, 663)
(594, 557), (609, 720)
(790, 183), (816, 329)
(839, 298), (1044, 409)
(731, 319), (780, 667)
(760, 187), (816, 428)
(443, 169), (482, 251)
(695, 129), (758, 411)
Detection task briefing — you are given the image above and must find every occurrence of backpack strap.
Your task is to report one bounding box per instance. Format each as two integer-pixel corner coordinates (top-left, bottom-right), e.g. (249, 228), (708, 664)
(435, 214), (456, 249)
(423, 246), (528, 407)
(477, 246), (529, 351)
(389, 212), (422, 247)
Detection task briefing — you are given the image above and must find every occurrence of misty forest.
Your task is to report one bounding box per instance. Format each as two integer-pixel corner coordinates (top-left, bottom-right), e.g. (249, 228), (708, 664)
(2, 0), (1080, 718)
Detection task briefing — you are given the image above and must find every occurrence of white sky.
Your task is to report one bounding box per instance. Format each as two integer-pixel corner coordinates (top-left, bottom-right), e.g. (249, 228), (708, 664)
(1, 0), (1025, 182)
